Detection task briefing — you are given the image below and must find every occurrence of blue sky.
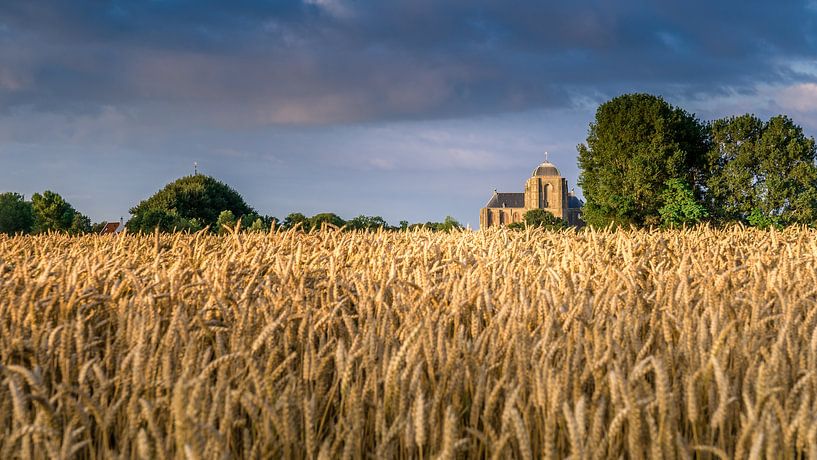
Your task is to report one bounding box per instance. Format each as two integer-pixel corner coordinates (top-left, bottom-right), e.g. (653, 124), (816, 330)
(1, 1), (816, 227)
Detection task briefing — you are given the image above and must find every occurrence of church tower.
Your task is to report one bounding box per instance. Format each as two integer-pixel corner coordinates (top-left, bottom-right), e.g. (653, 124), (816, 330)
(524, 158), (568, 220)
(479, 153), (583, 228)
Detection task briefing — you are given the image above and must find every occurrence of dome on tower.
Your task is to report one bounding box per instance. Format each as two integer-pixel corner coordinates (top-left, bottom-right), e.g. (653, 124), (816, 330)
(531, 161), (560, 177)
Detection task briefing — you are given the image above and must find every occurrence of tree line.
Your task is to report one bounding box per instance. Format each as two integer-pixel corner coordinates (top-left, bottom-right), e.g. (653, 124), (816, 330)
(0, 191), (93, 235)
(578, 93), (817, 229)
(0, 174), (464, 235)
(4, 93), (814, 234)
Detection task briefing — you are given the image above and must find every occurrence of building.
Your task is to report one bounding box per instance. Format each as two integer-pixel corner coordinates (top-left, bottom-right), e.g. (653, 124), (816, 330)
(479, 157), (584, 228)
(99, 219), (125, 235)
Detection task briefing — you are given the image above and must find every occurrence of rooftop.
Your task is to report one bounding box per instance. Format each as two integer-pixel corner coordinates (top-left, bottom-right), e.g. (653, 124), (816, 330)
(532, 161), (560, 177)
(485, 191), (525, 208)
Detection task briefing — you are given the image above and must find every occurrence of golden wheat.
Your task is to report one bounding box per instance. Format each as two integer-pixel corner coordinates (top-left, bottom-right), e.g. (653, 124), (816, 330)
(1, 225), (817, 458)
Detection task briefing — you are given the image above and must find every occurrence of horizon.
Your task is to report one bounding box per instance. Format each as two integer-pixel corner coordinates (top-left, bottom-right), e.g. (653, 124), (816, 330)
(1, 1), (816, 227)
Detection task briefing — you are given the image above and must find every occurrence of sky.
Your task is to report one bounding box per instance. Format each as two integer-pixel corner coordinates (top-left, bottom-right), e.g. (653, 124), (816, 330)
(1, 1), (816, 227)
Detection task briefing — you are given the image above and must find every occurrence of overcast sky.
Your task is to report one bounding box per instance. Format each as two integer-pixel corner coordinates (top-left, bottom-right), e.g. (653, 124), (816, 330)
(1, 1), (816, 227)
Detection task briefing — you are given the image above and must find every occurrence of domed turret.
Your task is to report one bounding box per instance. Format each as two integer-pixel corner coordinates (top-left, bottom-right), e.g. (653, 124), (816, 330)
(532, 161), (560, 177)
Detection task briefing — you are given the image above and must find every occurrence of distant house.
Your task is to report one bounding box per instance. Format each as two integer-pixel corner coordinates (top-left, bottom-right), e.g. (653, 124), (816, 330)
(100, 219), (125, 235)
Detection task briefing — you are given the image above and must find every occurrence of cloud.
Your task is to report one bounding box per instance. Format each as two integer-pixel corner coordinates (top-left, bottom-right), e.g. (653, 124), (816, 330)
(777, 83), (817, 113)
(0, 0), (814, 125)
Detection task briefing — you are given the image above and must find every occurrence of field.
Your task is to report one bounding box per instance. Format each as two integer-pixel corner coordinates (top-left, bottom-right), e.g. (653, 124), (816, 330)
(1, 227), (817, 459)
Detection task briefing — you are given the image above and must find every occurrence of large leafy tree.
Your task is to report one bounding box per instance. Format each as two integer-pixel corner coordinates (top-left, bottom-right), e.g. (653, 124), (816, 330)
(128, 175), (254, 233)
(0, 192), (34, 235)
(577, 93), (709, 227)
(706, 114), (817, 225)
(31, 190), (90, 234)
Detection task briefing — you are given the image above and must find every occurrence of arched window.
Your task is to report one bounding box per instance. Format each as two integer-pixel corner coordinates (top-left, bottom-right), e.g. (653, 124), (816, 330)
(543, 183), (552, 208)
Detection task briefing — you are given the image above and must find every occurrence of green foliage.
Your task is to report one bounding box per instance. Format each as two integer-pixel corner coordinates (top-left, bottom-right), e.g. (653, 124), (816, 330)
(577, 93), (709, 228)
(706, 114), (817, 226)
(441, 216), (462, 232)
(346, 215), (391, 231)
(507, 209), (566, 230)
(248, 218), (266, 233)
(524, 209), (566, 228)
(69, 213), (92, 235)
(282, 213), (308, 230)
(399, 220), (409, 230)
(658, 179), (709, 227)
(91, 222), (108, 234)
(32, 190), (78, 233)
(0, 193), (34, 235)
(308, 213), (346, 230)
(127, 208), (200, 233)
(216, 210), (237, 234)
(128, 175), (254, 233)
(410, 216), (463, 232)
(747, 208), (783, 230)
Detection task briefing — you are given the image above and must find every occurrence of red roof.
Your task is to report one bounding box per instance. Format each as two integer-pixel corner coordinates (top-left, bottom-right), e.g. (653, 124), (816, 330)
(100, 222), (121, 235)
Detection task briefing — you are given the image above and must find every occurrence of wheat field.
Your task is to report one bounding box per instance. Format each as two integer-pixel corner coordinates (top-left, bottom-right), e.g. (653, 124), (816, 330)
(1, 226), (817, 459)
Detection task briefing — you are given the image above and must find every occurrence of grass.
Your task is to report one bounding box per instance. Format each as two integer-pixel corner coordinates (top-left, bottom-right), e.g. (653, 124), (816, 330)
(1, 226), (816, 459)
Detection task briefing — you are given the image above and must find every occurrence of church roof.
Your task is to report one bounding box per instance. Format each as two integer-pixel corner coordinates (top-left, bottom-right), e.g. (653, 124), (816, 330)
(567, 189), (584, 208)
(485, 191), (525, 208)
(532, 161), (560, 177)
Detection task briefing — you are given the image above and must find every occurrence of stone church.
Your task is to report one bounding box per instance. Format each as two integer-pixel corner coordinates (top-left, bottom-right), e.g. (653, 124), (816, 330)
(479, 157), (584, 228)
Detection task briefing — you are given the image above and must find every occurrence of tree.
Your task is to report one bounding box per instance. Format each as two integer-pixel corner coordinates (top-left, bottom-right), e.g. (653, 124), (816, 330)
(577, 93), (709, 227)
(346, 215), (390, 231)
(91, 221), (108, 234)
(128, 175), (254, 233)
(248, 218), (266, 233)
(69, 212), (92, 235)
(31, 190), (78, 233)
(282, 213), (307, 230)
(706, 114), (817, 225)
(408, 216), (463, 232)
(747, 208), (782, 230)
(509, 209), (566, 230)
(524, 209), (565, 228)
(308, 213), (345, 230)
(126, 208), (197, 233)
(216, 210), (237, 234)
(658, 179), (709, 227)
(0, 192), (34, 235)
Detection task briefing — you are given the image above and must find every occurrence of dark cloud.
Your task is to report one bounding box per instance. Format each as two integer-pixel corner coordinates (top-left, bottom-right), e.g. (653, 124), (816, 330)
(0, 0), (815, 123)
(2, 0), (817, 225)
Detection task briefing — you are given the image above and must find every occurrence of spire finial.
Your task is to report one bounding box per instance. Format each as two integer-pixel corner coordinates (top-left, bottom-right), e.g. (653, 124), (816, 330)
(544, 151), (549, 163)
(194, 161), (198, 175)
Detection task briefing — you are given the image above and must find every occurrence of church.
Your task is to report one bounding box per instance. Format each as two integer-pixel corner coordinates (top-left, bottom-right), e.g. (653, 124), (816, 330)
(479, 156), (584, 228)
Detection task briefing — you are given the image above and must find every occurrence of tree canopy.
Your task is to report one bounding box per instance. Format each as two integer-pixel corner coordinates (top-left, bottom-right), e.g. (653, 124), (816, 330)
(308, 213), (346, 230)
(705, 114), (817, 226)
(577, 93), (709, 227)
(31, 190), (91, 234)
(0, 193), (34, 235)
(508, 209), (566, 230)
(346, 215), (390, 231)
(128, 175), (255, 233)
